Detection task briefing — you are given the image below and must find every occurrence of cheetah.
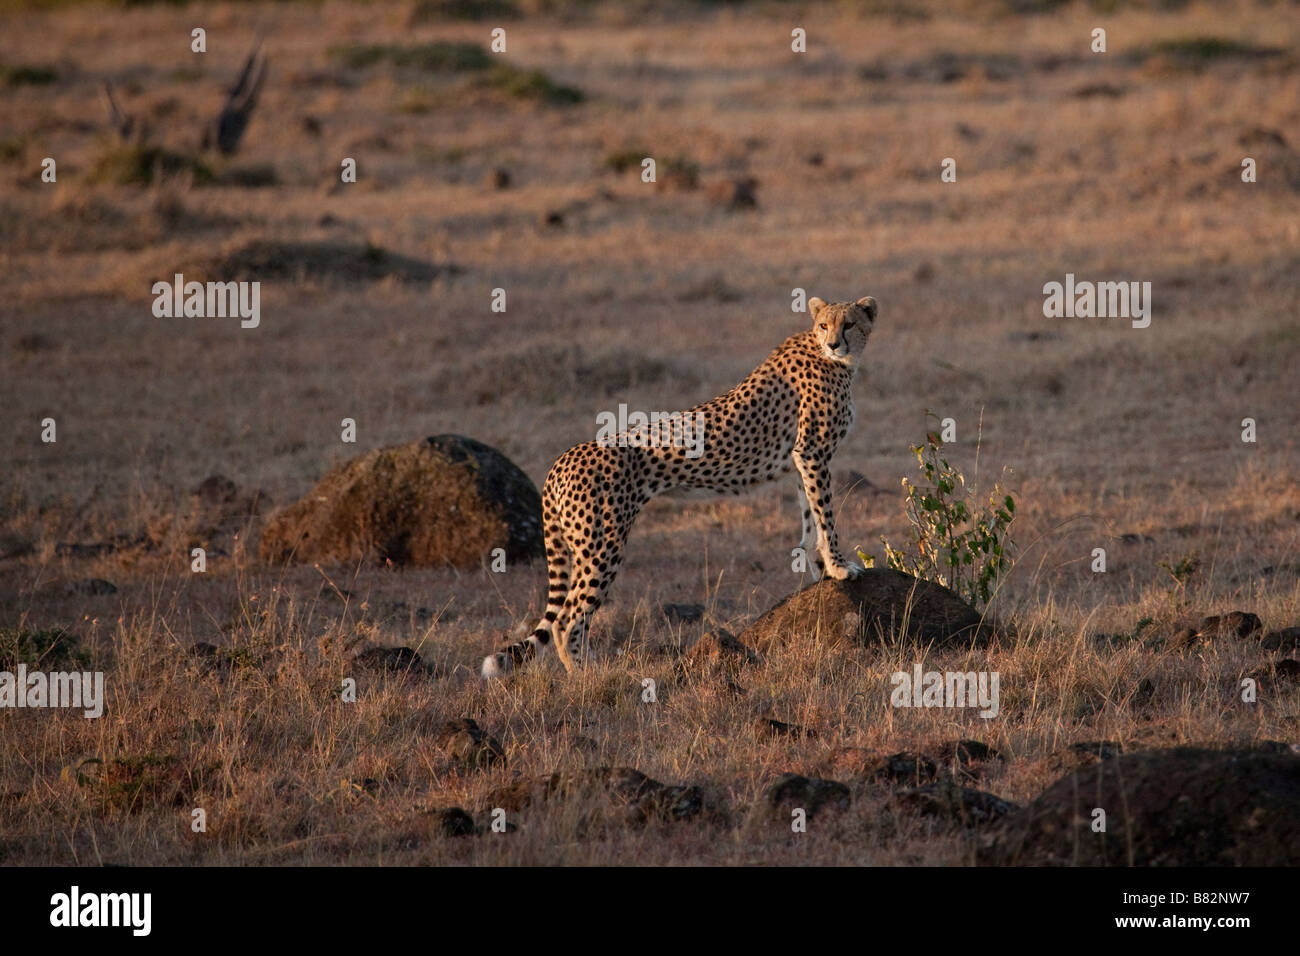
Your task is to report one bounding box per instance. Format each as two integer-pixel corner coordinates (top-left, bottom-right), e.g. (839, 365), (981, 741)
(482, 295), (877, 678)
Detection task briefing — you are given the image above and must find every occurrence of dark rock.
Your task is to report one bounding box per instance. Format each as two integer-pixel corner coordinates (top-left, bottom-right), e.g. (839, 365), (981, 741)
(352, 645), (423, 673)
(895, 780), (1018, 826)
(764, 772), (851, 820)
(661, 603), (704, 624)
(435, 717), (505, 770)
(483, 767), (703, 825)
(16, 332), (56, 352)
(685, 629), (760, 669)
(1132, 677), (1156, 707)
(1072, 82), (1125, 99)
(834, 470), (878, 497)
(709, 176), (758, 210)
(487, 167), (511, 190)
(982, 747), (1300, 866)
(937, 739), (1003, 765)
(259, 435), (543, 568)
(1273, 659), (1300, 681)
(0, 533), (33, 560)
(756, 717), (816, 739)
(1238, 126), (1288, 149)
(195, 474), (238, 505)
(869, 751), (939, 785)
(69, 578), (118, 596)
(1199, 611), (1263, 640)
(1260, 627), (1300, 651)
(739, 569), (990, 652)
(432, 806), (477, 837)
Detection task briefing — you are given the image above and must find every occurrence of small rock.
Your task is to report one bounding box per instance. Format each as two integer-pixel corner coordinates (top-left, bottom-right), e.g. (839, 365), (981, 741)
(16, 332), (56, 352)
(764, 772), (850, 820)
(661, 603), (705, 624)
(432, 806), (477, 837)
(69, 578), (118, 596)
(1132, 677), (1156, 707)
(834, 470), (877, 497)
(1260, 627), (1300, 651)
(894, 780), (1018, 826)
(352, 646), (423, 673)
(756, 717), (816, 739)
(1238, 126), (1288, 149)
(686, 630), (759, 668)
(1119, 532), (1155, 544)
(435, 718), (505, 770)
(188, 642), (228, 675)
(195, 474), (238, 506)
(1261, 659), (1300, 684)
(936, 739), (1002, 765)
(483, 767), (703, 825)
(740, 569), (991, 652)
(1199, 611), (1263, 640)
(0, 533), (33, 560)
(709, 176), (758, 210)
(868, 751), (939, 785)
(487, 167), (511, 190)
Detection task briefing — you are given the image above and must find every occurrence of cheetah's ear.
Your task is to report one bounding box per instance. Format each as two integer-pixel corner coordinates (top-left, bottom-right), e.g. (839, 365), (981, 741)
(855, 296), (878, 321)
(808, 297), (827, 318)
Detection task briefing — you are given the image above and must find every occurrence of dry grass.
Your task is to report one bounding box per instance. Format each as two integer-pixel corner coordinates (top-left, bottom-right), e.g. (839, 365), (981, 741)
(1, 0), (1299, 865)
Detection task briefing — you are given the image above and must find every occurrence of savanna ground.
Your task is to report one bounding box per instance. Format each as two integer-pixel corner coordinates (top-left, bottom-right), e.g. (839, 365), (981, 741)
(1, 0), (1299, 865)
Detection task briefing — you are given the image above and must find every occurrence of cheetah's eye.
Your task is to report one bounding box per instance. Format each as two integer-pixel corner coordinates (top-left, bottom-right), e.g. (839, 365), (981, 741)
(819, 323), (828, 330)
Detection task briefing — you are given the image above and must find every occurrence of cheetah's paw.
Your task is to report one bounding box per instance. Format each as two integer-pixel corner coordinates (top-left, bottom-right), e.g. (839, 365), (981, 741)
(824, 561), (864, 581)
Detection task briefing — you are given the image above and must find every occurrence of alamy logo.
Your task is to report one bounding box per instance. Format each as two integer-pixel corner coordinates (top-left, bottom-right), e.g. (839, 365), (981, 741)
(152, 272), (260, 328)
(890, 665), (999, 718)
(595, 403), (706, 459)
(0, 665), (104, 718)
(50, 886), (151, 936)
(1042, 273), (1151, 328)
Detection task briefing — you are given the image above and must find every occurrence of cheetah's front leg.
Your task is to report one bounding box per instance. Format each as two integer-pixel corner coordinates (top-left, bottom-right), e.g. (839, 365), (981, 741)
(795, 480), (823, 580)
(792, 448), (861, 581)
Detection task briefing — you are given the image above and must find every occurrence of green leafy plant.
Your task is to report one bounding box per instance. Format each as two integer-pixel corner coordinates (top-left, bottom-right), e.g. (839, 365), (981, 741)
(878, 420), (1016, 608)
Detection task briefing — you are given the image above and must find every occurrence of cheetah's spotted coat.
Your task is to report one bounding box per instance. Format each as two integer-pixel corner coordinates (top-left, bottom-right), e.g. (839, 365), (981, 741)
(483, 295), (877, 677)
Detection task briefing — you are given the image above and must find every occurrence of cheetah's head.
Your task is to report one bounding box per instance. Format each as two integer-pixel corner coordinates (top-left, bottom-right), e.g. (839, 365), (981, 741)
(809, 295), (876, 365)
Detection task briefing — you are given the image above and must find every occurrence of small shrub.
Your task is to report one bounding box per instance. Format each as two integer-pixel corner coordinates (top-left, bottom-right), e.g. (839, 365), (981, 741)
(487, 65), (584, 105)
(879, 420), (1017, 608)
(331, 41), (493, 73)
(604, 147), (648, 174)
(0, 627), (93, 670)
(88, 144), (215, 186)
(1, 63), (58, 87)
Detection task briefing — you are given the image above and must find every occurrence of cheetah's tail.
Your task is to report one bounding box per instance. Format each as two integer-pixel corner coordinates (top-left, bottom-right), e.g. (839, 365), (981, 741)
(481, 506), (567, 679)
